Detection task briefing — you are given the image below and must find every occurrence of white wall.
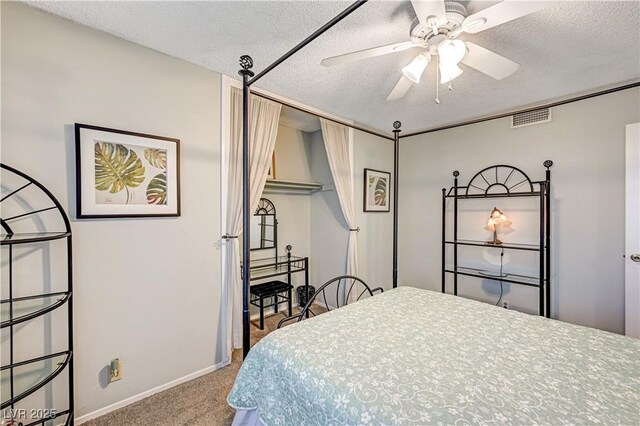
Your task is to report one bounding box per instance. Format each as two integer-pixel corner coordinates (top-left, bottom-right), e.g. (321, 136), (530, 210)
(354, 131), (394, 289)
(310, 129), (394, 291)
(1, 2), (223, 420)
(399, 87), (640, 334)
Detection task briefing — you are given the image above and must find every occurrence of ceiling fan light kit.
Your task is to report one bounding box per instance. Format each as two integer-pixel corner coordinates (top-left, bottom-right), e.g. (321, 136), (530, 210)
(321, 0), (550, 103)
(439, 63), (463, 84)
(402, 52), (431, 83)
(437, 39), (466, 65)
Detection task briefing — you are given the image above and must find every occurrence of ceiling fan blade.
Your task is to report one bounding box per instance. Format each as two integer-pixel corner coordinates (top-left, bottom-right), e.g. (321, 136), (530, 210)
(386, 75), (414, 101)
(411, 0), (447, 27)
(461, 42), (519, 80)
(462, 1), (551, 34)
(321, 41), (417, 67)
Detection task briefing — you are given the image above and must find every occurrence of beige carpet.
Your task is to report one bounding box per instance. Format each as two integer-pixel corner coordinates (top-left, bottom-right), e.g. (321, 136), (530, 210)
(83, 310), (297, 426)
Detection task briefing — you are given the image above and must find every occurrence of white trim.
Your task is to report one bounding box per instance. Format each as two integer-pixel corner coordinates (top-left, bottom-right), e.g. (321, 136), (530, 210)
(625, 122), (640, 338)
(75, 359), (232, 424)
(220, 74), (232, 360)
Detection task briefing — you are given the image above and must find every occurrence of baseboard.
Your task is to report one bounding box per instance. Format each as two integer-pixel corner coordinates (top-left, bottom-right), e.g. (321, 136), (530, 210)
(76, 358), (232, 424)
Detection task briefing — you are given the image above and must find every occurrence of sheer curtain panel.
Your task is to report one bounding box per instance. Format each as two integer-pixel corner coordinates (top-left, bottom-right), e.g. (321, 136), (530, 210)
(225, 87), (281, 357)
(320, 119), (361, 302)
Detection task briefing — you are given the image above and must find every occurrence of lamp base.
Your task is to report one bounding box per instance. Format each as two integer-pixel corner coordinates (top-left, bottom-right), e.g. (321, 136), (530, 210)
(486, 229), (502, 245)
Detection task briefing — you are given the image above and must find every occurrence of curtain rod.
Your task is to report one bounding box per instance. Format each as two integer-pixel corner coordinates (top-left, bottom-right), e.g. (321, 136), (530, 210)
(252, 90), (395, 141)
(400, 81), (640, 139)
(248, 0), (367, 86)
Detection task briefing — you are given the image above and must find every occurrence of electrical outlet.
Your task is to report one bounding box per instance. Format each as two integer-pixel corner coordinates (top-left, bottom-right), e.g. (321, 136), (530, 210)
(109, 358), (122, 383)
(502, 300), (509, 309)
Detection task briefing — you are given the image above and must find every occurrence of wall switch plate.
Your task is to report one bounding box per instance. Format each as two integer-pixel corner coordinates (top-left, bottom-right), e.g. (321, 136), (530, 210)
(502, 300), (509, 309)
(109, 358), (122, 383)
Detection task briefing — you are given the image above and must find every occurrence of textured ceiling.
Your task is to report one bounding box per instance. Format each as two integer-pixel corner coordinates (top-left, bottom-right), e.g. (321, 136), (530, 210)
(280, 106), (322, 133)
(26, 1), (640, 134)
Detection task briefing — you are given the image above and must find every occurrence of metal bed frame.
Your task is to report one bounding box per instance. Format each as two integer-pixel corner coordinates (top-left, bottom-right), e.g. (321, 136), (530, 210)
(276, 275), (383, 329)
(236, 0), (639, 358)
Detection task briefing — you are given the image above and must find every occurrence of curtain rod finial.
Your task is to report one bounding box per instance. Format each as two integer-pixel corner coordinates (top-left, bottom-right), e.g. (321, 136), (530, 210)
(239, 55), (255, 78)
(239, 55), (253, 70)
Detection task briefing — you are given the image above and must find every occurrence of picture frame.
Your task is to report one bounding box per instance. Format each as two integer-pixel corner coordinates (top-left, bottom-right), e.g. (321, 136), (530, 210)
(363, 168), (390, 212)
(75, 123), (181, 218)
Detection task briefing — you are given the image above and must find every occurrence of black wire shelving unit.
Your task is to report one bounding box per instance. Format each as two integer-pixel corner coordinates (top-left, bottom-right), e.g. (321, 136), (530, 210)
(441, 161), (553, 318)
(1, 163), (74, 425)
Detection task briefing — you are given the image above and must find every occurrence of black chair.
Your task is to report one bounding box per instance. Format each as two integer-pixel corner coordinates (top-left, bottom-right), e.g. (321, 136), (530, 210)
(277, 275), (382, 329)
(250, 280), (293, 330)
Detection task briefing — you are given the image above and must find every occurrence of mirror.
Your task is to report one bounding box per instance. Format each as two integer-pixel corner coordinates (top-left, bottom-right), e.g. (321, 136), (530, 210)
(250, 198), (277, 251)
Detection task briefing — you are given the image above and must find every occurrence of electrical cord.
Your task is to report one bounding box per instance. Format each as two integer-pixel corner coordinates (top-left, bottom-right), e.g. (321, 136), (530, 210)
(495, 248), (505, 306)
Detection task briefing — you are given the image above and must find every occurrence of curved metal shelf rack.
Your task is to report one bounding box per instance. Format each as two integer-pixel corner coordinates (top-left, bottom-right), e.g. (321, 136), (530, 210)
(1, 163), (74, 425)
(441, 161), (552, 317)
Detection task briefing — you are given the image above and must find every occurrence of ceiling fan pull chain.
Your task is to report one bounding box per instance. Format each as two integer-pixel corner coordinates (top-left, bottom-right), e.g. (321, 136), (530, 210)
(435, 55), (440, 104)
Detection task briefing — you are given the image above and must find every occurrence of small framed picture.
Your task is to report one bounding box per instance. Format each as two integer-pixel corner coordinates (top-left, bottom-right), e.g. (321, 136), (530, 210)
(75, 123), (180, 218)
(267, 152), (276, 179)
(363, 168), (390, 212)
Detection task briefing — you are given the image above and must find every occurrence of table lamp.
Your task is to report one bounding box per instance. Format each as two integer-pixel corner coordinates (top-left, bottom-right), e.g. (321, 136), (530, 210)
(485, 207), (511, 245)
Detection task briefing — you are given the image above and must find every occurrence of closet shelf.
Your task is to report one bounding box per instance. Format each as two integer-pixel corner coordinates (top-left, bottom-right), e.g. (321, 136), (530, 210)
(444, 266), (541, 288)
(263, 180), (323, 194)
(445, 239), (541, 252)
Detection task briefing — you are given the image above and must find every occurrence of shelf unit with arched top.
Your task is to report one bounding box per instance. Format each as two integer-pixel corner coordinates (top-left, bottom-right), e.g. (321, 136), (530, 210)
(441, 161), (553, 317)
(1, 163), (74, 425)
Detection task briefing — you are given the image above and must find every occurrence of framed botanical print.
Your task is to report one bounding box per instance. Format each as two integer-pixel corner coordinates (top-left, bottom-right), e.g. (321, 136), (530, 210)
(363, 168), (390, 212)
(75, 123), (180, 218)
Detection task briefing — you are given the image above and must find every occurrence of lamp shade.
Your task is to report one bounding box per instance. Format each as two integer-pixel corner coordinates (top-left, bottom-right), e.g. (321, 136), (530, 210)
(485, 207), (510, 245)
(439, 63), (464, 84)
(485, 207), (511, 230)
(402, 53), (430, 83)
(437, 39), (466, 65)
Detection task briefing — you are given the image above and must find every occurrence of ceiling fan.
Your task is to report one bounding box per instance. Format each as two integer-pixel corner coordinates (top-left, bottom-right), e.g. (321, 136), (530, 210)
(321, 0), (550, 102)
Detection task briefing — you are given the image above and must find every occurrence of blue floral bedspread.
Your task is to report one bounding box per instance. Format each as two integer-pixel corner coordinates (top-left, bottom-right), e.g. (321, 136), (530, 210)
(228, 286), (640, 425)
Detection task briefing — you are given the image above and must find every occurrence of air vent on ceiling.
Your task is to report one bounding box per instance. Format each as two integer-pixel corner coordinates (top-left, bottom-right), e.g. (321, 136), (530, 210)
(511, 108), (552, 129)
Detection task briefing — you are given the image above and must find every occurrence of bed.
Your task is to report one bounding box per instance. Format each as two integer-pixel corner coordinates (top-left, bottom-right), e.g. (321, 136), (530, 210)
(228, 286), (639, 425)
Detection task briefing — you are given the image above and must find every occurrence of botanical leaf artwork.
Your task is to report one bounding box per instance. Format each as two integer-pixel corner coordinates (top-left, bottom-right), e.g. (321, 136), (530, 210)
(94, 141), (169, 206)
(364, 169), (390, 211)
(144, 148), (167, 170)
(373, 177), (387, 206)
(146, 173), (167, 205)
(94, 141), (145, 204)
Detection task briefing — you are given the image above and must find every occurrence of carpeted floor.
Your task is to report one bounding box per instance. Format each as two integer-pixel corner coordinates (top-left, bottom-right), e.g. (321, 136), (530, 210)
(82, 311), (293, 426)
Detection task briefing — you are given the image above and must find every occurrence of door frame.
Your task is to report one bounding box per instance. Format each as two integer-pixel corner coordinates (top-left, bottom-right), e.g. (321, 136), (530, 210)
(219, 75), (355, 361)
(625, 122), (640, 338)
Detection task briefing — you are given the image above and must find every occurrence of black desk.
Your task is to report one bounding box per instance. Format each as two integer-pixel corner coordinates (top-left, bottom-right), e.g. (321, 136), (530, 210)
(243, 250), (309, 330)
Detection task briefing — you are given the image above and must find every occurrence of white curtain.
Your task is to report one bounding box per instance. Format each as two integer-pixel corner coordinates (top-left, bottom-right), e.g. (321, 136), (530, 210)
(320, 119), (361, 302)
(225, 87), (281, 358)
